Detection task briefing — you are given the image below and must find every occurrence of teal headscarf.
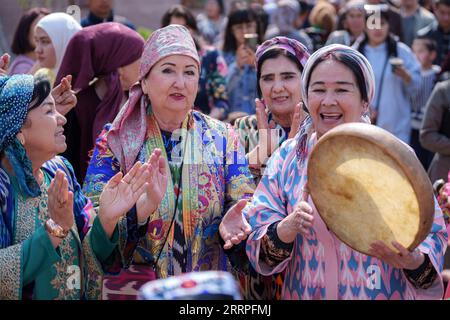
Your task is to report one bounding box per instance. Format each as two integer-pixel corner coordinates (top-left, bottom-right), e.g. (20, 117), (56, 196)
(0, 74), (41, 197)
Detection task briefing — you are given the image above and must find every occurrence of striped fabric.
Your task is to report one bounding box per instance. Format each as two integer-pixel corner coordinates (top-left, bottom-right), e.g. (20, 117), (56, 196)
(410, 66), (440, 130)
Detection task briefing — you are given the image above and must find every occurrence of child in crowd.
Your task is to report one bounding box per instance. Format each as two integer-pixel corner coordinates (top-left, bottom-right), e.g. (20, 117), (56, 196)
(410, 37), (440, 169)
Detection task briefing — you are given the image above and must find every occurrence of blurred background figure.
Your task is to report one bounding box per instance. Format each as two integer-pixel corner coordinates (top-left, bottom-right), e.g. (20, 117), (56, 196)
(366, 0), (404, 41)
(420, 0), (437, 12)
(303, 0), (337, 51)
(222, 5), (263, 117)
(327, 0), (366, 46)
(32, 12), (82, 85)
(399, 0), (436, 47)
(161, 4), (229, 120)
(81, 0), (136, 30)
(418, 0), (450, 66)
(9, 7), (49, 75)
(196, 0), (227, 47)
(420, 60), (450, 183)
(409, 36), (439, 169)
(296, 0), (314, 29)
(356, 5), (421, 144)
(55, 22), (145, 183)
(139, 271), (242, 300)
(264, 0), (314, 52)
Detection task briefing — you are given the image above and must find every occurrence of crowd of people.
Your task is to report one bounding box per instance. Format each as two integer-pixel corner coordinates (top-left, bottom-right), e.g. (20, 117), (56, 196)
(0, 0), (449, 300)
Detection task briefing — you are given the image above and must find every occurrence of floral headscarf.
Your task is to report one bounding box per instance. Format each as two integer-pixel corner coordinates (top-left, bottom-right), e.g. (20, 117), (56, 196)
(108, 25), (201, 172)
(0, 74), (40, 197)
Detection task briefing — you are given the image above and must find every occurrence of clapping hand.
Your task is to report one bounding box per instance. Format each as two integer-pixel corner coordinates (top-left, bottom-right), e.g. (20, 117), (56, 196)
(288, 102), (307, 139)
(248, 99), (279, 167)
(219, 199), (252, 249)
(136, 148), (169, 224)
(98, 160), (152, 238)
(47, 170), (75, 247)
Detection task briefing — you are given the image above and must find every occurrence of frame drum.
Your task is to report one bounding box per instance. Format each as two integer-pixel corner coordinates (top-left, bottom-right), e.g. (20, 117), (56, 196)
(307, 123), (435, 255)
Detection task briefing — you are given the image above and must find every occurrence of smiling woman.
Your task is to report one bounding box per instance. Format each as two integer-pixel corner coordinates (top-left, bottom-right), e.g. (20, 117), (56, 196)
(304, 50), (370, 139)
(0, 74), (158, 300)
(81, 25), (255, 299)
(234, 37), (310, 186)
(243, 44), (448, 300)
(222, 36), (310, 300)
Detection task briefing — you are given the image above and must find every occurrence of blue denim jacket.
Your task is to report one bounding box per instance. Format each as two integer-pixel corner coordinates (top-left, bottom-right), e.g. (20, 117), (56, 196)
(224, 52), (257, 115)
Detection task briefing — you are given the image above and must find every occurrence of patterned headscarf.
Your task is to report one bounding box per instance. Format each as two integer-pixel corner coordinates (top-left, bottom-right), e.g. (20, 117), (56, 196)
(108, 25), (201, 173)
(296, 44), (374, 164)
(0, 75), (41, 197)
(255, 36), (310, 70)
(301, 44), (375, 110)
(139, 24), (200, 80)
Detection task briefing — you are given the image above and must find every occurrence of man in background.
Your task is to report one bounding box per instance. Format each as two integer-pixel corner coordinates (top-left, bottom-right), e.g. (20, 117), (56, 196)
(81, 0), (136, 30)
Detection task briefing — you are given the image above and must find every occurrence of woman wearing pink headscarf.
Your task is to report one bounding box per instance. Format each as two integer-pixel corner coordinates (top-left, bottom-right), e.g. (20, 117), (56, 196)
(82, 25), (255, 299)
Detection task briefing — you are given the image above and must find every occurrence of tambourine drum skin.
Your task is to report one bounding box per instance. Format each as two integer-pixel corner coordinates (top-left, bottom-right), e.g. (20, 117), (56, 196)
(307, 123), (435, 256)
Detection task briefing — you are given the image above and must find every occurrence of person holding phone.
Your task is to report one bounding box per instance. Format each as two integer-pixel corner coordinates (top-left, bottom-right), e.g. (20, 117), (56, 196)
(355, 5), (421, 144)
(222, 6), (264, 118)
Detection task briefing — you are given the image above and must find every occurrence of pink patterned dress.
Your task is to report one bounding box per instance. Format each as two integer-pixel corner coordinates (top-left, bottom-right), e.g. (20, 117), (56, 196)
(245, 132), (448, 300)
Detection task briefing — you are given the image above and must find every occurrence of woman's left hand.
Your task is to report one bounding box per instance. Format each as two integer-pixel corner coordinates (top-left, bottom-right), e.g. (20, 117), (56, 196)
(99, 161), (151, 237)
(219, 199), (252, 249)
(368, 241), (425, 270)
(393, 66), (412, 85)
(52, 75), (77, 115)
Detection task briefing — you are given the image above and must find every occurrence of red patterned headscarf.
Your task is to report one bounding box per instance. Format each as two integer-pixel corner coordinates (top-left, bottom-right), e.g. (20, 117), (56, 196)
(108, 25), (200, 172)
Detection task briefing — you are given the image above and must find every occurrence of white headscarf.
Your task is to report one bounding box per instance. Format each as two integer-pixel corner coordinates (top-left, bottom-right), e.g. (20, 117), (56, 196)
(36, 13), (82, 74)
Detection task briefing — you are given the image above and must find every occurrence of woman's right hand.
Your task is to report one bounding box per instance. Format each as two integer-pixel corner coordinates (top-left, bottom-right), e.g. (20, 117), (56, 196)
(98, 160), (151, 237)
(236, 44), (254, 69)
(276, 187), (314, 243)
(248, 99), (278, 167)
(47, 170), (75, 232)
(288, 102), (307, 139)
(136, 148), (168, 223)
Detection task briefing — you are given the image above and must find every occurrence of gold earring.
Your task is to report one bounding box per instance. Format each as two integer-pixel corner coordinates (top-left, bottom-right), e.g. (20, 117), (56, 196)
(18, 135), (24, 145)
